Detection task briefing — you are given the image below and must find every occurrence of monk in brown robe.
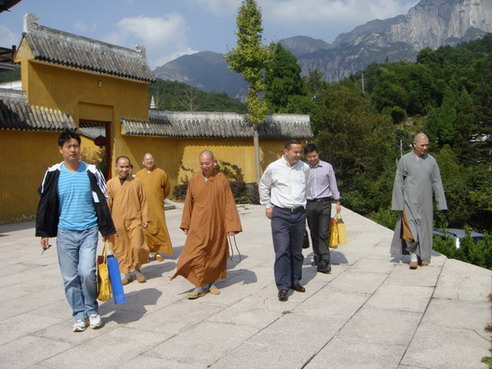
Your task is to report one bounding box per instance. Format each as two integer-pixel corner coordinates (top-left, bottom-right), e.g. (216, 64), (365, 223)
(171, 150), (242, 299)
(107, 156), (150, 285)
(136, 153), (174, 261)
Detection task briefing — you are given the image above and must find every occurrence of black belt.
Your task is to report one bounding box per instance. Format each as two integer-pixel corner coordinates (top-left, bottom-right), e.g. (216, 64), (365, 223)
(307, 197), (332, 203)
(275, 206), (305, 213)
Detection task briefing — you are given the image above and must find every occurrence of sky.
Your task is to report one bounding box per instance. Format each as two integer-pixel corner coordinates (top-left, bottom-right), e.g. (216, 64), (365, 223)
(1, 0), (418, 69)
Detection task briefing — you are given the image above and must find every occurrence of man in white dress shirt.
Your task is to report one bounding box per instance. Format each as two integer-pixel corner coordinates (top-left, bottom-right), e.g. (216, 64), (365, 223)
(259, 139), (310, 301)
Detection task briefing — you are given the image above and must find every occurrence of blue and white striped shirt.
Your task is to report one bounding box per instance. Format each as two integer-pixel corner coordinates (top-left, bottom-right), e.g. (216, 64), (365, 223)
(57, 162), (98, 231)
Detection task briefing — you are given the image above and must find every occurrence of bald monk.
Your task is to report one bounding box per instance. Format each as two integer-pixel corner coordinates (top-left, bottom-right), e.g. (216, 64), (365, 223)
(390, 133), (447, 269)
(136, 153), (174, 261)
(171, 150), (242, 299)
(107, 156), (150, 285)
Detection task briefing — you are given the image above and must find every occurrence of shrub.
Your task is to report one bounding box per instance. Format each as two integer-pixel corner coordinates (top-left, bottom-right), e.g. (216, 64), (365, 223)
(245, 182), (260, 204)
(172, 183), (188, 201)
(368, 208), (399, 230)
(229, 181), (246, 199)
(433, 233), (492, 270)
(172, 181), (261, 204)
(391, 106), (407, 124)
(217, 161), (244, 181)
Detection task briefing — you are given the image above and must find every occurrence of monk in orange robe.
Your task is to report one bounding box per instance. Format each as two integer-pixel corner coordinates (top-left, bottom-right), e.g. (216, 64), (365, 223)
(171, 150), (242, 299)
(106, 156), (150, 285)
(136, 153), (174, 261)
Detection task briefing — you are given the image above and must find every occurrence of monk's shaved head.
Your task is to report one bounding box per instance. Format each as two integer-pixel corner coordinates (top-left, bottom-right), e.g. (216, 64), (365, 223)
(142, 152), (154, 160)
(414, 133), (429, 143)
(116, 156), (131, 165)
(199, 150), (216, 178)
(413, 133), (430, 157)
(142, 152), (156, 170)
(199, 150), (215, 161)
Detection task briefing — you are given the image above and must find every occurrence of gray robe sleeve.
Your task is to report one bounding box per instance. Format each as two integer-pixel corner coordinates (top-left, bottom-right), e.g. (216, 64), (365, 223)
(391, 158), (405, 211)
(431, 160), (448, 210)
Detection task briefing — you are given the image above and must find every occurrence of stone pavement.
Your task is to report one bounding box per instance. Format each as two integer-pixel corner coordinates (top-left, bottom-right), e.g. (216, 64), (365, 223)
(0, 205), (490, 369)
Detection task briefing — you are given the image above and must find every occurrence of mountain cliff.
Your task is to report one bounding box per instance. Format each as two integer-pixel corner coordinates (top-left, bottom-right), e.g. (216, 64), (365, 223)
(295, 0), (492, 81)
(153, 0), (491, 95)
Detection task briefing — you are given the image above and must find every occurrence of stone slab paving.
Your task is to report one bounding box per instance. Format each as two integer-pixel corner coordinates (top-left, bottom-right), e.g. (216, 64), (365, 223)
(0, 205), (490, 369)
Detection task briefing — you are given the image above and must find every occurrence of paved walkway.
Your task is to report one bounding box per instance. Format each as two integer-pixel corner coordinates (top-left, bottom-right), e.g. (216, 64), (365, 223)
(0, 205), (490, 369)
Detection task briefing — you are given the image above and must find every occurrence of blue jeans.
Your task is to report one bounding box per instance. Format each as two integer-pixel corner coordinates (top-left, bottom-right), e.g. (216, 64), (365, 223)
(56, 227), (99, 320)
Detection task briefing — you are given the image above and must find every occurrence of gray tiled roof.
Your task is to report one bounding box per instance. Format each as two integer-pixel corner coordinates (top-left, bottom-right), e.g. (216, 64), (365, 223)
(23, 21), (155, 82)
(121, 110), (313, 139)
(0, 88), (75, 131)
(79, 126), (105, 140)
(0, 0), (23, 13)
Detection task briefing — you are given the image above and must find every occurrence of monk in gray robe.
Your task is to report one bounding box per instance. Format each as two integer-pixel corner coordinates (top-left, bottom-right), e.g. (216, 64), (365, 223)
(390, 133), (447, 269)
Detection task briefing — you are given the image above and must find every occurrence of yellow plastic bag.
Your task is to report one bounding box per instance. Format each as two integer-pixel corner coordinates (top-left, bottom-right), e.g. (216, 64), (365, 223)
(97, 241), (111, 302)
(337, 215), (347, 245)
(329, 217), (339, 249)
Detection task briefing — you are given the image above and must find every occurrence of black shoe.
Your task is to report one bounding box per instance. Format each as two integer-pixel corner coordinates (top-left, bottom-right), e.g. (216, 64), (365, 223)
(278, 289), (288, 301)
(317, 264), (331, 274)
(290, 284), (306, 293)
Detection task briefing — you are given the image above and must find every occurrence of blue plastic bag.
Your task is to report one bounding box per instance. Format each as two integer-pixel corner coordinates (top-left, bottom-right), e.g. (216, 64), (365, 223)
(107, 254), (126, 304)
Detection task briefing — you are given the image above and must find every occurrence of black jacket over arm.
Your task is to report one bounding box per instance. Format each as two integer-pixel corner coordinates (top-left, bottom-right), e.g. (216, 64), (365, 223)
(35, 162), (116, 238)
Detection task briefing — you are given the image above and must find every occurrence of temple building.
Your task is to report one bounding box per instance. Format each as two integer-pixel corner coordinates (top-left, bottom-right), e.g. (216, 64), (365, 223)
(0, 14), (312, 223)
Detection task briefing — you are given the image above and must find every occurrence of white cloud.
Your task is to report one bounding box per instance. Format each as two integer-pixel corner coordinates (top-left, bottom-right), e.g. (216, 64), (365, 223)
(103, 14), (197, 68)
(186, 0), (416, 25)
(186, 0), (242, 17)
(153, 47), (198, 68)
(0, 25), (20, 48)
(261, 0), (418, 27)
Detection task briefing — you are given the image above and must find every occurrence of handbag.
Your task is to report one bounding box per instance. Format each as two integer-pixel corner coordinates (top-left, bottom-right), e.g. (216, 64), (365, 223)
(337, 215), (347, 245)
(329, 216), (339, 249)
(97, 241), (111, 302)
(106, 241), (126, 304)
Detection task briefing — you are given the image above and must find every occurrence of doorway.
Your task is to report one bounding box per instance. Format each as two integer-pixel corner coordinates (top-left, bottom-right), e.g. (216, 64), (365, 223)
(79, 120), (112, 179)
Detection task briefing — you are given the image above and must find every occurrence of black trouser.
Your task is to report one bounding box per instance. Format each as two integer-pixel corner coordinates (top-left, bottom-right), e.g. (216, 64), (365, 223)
(306, 198), (332, 265)
(271, 206), (306, 290)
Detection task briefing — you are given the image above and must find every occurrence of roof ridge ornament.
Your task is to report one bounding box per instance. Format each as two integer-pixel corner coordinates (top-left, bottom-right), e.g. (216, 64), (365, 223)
(135, 44), (147, 59)
(23, 12), (39, 33)
(150, 95), (157, 109)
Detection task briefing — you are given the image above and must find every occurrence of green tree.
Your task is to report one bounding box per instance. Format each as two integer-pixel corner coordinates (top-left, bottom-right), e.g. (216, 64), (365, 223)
(314, 85), (395, 214)
(0, 69), (20, 83)
(225, 0), (271, 183)
(304, 69), (326, 100)
(425, 87), (458, 147)
(283, 95), (317, 115)
(148, 78), (246, 113)
(265, 43), (305, 112)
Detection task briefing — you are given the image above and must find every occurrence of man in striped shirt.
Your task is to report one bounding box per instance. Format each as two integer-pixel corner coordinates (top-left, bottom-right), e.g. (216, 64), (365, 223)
(36, 129), (115, 332)
(304, 143), (341, 274)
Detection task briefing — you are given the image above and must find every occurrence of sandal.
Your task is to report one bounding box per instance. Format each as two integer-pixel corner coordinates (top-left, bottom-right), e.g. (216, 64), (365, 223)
(187, 289), (206, 300)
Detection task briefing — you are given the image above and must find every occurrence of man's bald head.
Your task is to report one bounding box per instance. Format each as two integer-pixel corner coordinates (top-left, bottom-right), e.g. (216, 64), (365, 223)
(199, 150), (215, 161)
(142, 152), (156, 170)
(413, 133), (429, 157)
(414, 133), (429, 143)
(199, 150), (216, 178)
(142, 152), (154, 160)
